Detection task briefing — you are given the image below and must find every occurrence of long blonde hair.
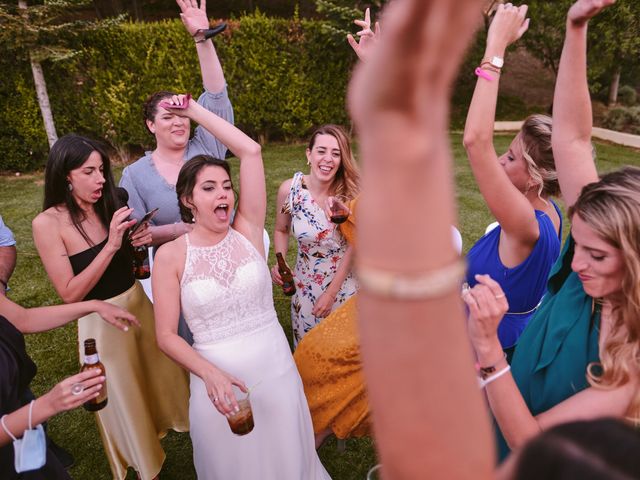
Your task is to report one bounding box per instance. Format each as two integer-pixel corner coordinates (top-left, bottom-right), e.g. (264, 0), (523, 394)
(569, 166), (640, 419)
(307, 125), (360, 200)
(518, 114), (560, 198)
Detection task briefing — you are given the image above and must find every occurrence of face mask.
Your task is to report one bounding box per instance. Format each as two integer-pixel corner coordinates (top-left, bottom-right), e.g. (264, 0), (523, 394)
(1, 400), (47, 473)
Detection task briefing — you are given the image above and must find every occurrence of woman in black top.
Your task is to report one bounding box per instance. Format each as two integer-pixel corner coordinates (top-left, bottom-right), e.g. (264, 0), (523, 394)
(32, 134), (190, 480)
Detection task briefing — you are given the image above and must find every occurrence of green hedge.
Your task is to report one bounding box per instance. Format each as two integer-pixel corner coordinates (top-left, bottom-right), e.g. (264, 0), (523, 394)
(0, 13), (355, 171)
(0, 13), (493, 172)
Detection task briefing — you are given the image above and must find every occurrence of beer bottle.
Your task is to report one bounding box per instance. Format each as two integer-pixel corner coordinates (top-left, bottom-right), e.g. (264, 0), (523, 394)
(132, 245), (151, 279)
(81, 338), (108, 412)
(276, 253), (296, 296)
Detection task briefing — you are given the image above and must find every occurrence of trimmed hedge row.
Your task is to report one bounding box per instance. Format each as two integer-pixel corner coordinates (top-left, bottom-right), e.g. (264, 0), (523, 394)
(1, 13), (355, 171)
(0, 13), (485, 171)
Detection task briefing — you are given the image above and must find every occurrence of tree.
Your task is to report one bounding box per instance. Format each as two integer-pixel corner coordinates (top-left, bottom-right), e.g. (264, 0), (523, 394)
(0, 0), (122, 148)
(523, 0), (640, 105)
(314, 0), (386, 41)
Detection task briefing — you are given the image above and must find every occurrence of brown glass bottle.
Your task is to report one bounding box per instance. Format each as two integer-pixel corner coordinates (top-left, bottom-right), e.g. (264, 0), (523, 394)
(131, 245), (151, 279)
(276, 253), (296, 296)
(81, 338), (108, 412)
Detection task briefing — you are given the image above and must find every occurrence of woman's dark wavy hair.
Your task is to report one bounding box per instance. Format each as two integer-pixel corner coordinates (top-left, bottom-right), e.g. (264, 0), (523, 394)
(142, 90), (177, 134)
(514, 418), (640, 480)
(176, 155), (235, 223)
(43, 134), (119, 246)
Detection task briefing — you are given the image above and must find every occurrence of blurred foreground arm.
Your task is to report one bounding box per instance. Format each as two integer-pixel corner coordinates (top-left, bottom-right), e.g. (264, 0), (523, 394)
(348, 0), (493, 478)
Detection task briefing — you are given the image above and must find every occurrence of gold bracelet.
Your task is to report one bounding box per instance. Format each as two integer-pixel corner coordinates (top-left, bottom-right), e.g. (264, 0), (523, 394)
(357, 259), (466, 300)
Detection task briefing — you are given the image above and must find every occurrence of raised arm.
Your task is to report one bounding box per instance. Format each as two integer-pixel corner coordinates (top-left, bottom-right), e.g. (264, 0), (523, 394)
(0, 293), (137, 334)
(346, 8), (380, 62)
(551, 0), (613, 207)
(348, 0), (493, 478)
(463, 4), (538, 242)
(177, 0), (225, 93)
(32, 208), (135, 303)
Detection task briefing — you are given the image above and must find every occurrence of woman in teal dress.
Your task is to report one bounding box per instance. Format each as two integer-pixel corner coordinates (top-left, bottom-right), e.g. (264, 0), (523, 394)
(463, 0), (639, 462)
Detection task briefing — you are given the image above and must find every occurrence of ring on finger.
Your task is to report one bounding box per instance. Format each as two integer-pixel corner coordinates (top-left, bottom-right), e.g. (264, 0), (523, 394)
(71, 383), (85, 396)
(495, 293), (506, 299)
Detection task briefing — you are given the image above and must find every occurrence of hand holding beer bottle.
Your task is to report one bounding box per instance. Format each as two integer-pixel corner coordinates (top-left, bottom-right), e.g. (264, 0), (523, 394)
(274, 253), (296, 296)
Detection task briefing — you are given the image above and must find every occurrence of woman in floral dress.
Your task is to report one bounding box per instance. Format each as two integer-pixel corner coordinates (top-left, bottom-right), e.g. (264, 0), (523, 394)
(271, 125), (360, 346)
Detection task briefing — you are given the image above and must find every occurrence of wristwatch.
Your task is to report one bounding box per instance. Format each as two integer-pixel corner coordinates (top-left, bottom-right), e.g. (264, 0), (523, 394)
(193, 23), (228, 44)
(483, 55), (504, 69)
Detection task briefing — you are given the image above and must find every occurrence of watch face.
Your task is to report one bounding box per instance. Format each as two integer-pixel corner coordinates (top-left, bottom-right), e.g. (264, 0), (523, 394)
(491, 56), (504, 68)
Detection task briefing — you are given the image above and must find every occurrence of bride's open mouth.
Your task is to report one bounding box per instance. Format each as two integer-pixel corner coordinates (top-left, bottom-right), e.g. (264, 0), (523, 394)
(214, 203), (229, 221)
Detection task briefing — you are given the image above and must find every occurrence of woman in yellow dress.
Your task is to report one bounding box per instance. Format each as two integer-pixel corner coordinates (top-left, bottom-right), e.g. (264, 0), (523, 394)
(293, 200), (367, 447)
(295, 198), (463, 448)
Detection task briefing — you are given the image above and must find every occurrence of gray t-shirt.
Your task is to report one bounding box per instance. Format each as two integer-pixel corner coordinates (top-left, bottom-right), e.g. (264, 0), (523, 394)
(119, 86), (234, 225)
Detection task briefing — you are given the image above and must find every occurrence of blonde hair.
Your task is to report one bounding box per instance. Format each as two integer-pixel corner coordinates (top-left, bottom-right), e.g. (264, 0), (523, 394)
(517, 114), (560, 198)
(307, 125), (360, 200)
(569, 166), (640, 420)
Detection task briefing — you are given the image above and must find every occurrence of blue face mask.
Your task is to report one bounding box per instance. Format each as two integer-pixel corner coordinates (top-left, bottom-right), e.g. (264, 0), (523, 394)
(1, 401), (47, 473)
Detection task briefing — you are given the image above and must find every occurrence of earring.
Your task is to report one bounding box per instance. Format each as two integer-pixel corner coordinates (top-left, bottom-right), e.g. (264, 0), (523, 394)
(306, 160), (311, 166)
(67, 183), (73, 192)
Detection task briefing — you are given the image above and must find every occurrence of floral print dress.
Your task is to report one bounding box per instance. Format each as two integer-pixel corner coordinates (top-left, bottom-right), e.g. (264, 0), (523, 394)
(284, 172), (358, 346)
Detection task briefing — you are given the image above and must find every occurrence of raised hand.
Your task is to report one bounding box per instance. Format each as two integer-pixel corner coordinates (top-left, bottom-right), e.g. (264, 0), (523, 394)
(177, 0), (209, 37)
(158, 93), (197, 117)
(347, 8), (381, 61)
(348, 0), (482, 130)
(487, 3), (530, 50)
(568, 0), (615, 26)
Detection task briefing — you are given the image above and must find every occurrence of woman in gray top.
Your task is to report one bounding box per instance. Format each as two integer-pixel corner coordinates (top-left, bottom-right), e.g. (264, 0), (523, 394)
(120, 0), (233, 345)
(120, 0), (233, 246)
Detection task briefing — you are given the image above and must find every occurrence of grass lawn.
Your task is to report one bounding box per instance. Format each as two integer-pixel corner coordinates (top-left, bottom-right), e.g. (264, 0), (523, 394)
(1, 134), (638, 479)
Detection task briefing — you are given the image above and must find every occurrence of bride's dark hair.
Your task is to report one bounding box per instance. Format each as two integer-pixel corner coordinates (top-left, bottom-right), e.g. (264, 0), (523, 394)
(176, 155), (235, 223)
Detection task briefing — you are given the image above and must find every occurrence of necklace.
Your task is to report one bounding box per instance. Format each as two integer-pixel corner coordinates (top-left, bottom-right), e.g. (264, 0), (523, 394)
(153, 150), (184, 167)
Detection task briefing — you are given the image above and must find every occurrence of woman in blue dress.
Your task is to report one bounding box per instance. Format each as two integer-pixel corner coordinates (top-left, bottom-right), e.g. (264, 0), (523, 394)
(464, 0), (639, 464)
(462, 5), (562, 355)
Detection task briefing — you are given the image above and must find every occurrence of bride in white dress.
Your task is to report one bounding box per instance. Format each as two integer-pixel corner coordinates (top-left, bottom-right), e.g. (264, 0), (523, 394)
(151, 94), (330, 479)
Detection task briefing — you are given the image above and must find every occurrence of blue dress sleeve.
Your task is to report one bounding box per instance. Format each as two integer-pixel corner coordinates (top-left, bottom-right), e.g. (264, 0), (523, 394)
(187, 86), (234, 161)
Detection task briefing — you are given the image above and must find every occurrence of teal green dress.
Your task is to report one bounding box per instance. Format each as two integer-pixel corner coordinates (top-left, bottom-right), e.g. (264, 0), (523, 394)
(497, 234), (601, 459)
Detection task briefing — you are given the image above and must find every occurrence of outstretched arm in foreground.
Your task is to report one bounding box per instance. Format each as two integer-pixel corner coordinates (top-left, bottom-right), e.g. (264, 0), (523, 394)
(348, 0), (493, 478)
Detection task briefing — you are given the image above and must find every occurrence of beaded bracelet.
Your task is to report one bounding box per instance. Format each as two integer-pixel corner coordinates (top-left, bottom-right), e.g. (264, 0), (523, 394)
(357, 259), (466, 301)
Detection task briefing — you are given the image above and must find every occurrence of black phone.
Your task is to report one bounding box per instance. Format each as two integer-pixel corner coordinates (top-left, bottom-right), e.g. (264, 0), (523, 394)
(130, 208), (159, 237)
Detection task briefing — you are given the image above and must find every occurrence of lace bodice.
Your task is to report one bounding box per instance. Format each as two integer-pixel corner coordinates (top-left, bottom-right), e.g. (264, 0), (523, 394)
(180, 229), (277, 344)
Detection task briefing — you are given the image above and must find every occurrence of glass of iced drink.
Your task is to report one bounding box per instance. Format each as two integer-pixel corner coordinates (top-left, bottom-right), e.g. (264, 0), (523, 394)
(226, 393), (254, 436)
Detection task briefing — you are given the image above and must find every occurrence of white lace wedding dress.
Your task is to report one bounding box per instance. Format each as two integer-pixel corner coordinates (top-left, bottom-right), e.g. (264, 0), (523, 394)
(180, 228), (330, 479)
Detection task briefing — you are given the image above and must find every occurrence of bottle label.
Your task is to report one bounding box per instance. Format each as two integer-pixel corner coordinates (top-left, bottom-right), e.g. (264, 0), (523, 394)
(84, 353), (99, 365)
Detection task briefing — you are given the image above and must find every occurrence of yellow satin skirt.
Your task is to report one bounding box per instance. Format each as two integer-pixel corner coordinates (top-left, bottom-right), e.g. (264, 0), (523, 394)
(77, 281), (189, 480)
(293, 296), (370, 439)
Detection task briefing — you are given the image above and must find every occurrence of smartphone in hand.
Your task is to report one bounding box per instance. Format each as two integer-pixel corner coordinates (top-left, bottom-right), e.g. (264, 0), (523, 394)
(129, 208), (159, 237)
